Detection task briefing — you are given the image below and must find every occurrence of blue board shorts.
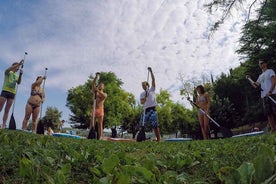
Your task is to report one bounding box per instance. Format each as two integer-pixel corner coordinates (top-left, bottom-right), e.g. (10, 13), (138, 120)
(139, 106), (159, 128)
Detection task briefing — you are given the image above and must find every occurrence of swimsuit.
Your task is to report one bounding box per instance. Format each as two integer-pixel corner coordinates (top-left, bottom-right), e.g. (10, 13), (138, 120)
(28, 89), (42, 110)
(94, 108), (104, 117)
(28, 101), (40, 110)
(197, 95), (207, 103)
(197, 95), (208, 115)
(31, 89), (42, 99)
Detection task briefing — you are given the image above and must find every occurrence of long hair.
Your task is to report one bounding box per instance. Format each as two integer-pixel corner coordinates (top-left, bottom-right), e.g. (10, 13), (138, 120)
(196, 85), (205, 94)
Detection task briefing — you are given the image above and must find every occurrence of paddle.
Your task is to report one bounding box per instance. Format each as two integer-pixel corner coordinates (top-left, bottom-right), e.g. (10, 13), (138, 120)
(87, 94), (97, 139)
(187, 97), (233, 138)
(36, 68), (48, 134)
(136, 68), (150, 142)
(246, 75), (276, 104)
(9, 52), (27, 130)
(136, 114), (146, 142)
(88, 72), (100, 139)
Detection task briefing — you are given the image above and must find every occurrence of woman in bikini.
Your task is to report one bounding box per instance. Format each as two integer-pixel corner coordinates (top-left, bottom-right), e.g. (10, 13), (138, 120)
(90, 72), (107, 140)
(22, 76), (46, 132)
(196, 85), (211, 140)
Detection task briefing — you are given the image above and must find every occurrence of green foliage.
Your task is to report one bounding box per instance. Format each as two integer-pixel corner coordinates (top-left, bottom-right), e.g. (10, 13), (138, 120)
(237, 0), (276, 61)
(215, 144), (276, 184)
(66, 72), (136, 129)
(43, 106), (62, 130)
(156, 90), (198, 136)
(1, 130), (276, 183)
(200, 0), (276, 130)
(66, 77), (93, 128)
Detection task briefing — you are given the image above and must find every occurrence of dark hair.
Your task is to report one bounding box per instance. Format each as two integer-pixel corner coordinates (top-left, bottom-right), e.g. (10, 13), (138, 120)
(142, 81), (149, 87)
(36, 76), (43, 81)
(196, 85), (205, 94)
(12, 62), (18, 66)
(259, 58), (268, 63)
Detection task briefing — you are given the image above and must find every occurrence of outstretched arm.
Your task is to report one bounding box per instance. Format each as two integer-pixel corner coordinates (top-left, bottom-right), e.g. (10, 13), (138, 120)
(246, 75), (260, 89)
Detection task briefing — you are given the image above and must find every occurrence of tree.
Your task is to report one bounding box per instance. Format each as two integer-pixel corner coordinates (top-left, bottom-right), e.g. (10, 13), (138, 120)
(204, 0), (264, 36)
(156, 89), (200, 138)
(66, 77), (93, 128)
(30, 106), (62, 132)
(43, 106), (62, 130)
(237, 0), (276, 62)
(66, 72), (137, 129)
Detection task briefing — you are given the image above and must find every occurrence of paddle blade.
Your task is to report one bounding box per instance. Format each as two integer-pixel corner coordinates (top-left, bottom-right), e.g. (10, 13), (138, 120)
(220, 126), (233, 138)
(136, 126), (146, 142)
(36, 120), (44, 134)
(8, 113), (16, 130)
(87, 128), (97, 139)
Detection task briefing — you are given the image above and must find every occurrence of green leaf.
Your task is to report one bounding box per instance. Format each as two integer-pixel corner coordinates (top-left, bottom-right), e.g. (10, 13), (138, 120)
(237, 162), (255, 184)
(114, 173), (131, 184)
(218, 166), (241, 184)
(262, 174), (276, 184)
(102, 154), (120, 173)
(19, 157), (33, 177)
(89, 167), (102, 177)
(253, 154), (274, 183)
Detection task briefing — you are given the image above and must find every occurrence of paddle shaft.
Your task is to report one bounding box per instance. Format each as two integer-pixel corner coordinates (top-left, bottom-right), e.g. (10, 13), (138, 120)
(91, 93), (96, 128)
(188, 98), (221, 128)
(198, 108), (221, 127)
(246, 76), (276, 104)
(40, 68), (48, 119)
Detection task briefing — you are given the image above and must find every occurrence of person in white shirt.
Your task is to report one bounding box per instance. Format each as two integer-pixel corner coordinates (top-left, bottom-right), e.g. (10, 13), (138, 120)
(252, 59), (276, 132)
(139, 67), (161, 141)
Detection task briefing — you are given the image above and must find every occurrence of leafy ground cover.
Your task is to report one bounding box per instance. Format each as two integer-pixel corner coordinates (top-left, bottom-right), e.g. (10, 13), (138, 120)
(0, 130), (275, 184)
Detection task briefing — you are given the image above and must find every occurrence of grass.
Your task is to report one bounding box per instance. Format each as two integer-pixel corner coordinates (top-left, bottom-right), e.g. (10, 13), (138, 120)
(0, 129), (275, 183)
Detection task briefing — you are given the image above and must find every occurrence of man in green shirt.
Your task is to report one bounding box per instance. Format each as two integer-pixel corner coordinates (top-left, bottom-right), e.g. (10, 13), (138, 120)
(0, 60), (24, 128)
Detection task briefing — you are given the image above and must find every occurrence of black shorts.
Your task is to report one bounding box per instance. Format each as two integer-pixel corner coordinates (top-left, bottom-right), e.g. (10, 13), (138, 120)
(0, 90), (15, 99)
(263, 94), (276, 116)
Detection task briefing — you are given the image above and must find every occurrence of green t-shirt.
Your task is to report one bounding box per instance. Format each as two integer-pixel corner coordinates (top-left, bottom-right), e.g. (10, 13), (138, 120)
(2, 71), (19, 94)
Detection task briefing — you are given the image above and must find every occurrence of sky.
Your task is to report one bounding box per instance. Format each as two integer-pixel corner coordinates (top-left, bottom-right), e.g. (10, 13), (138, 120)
(0, 0), (259, 128)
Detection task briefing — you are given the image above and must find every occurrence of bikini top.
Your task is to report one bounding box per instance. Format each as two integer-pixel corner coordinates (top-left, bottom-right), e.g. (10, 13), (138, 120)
(197, 95), (207, 103)
(31, 89), (42, 99)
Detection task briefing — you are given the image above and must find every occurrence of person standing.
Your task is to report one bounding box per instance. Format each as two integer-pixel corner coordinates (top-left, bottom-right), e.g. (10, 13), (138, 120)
(90, 72), (107, 140)
(58, 119), (65, 133)
(22, 76), (46, 132)
(251, 59), (276, 132)
(0, 60), (24, 129)
(139, 67), (161, 142)
(195, 85), (211, 139)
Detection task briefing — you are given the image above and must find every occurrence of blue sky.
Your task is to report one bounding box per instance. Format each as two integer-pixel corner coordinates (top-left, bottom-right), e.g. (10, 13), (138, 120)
(0, 0), (257, 128)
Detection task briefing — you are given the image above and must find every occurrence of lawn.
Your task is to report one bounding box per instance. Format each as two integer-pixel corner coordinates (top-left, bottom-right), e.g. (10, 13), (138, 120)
(0, 129), (275, 183)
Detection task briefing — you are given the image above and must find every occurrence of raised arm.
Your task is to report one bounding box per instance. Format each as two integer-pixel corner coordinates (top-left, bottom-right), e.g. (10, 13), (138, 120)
(17, 69), (23, 84)
(5, 60), (24, 73)
(92, 72), (100, 92)
(148, 67), (155, 88)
